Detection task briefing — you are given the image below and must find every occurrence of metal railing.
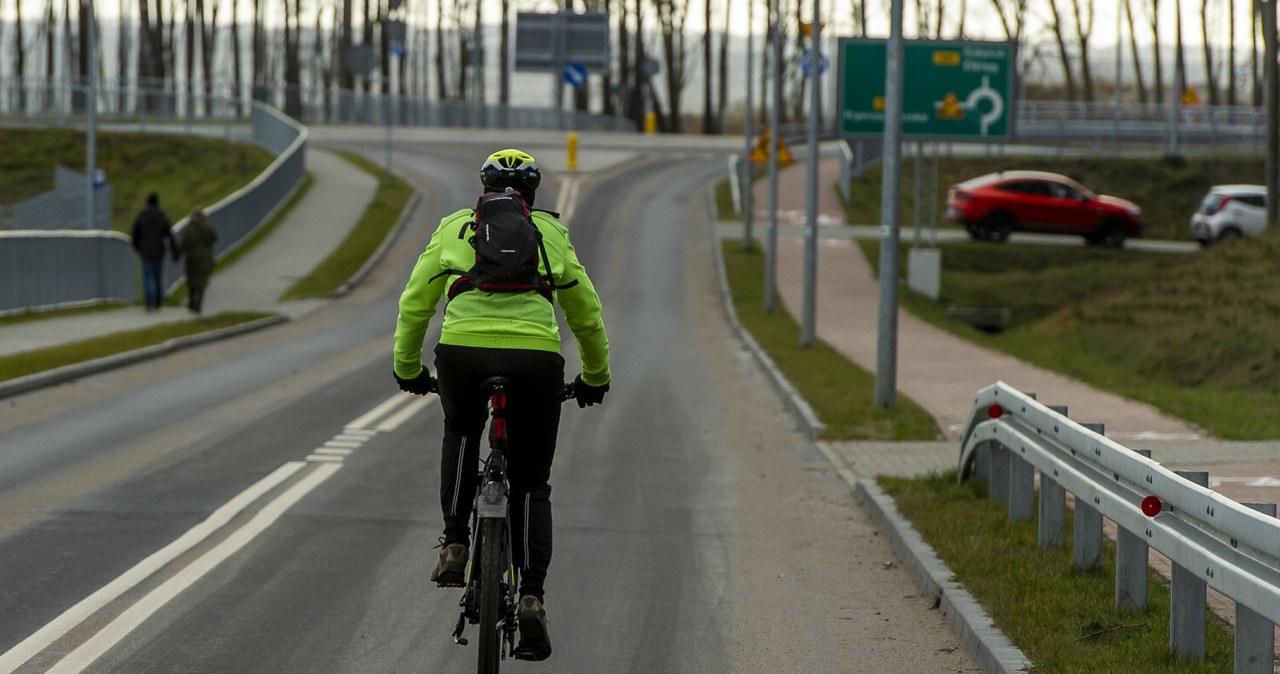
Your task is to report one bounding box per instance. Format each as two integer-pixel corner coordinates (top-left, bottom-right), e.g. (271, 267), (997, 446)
(0, 102), (306, 315)
(0, 79), (635, 133)
(957, 381), (1280, 672)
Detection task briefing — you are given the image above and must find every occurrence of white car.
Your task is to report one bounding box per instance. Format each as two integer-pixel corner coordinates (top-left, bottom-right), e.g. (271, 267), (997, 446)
(1191, 184), (1268, 246)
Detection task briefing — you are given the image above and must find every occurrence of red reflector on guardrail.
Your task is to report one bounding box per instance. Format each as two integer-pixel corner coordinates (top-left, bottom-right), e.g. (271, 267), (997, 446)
(987, 404), (1004, 419)
(1142, 495), (1163, 517)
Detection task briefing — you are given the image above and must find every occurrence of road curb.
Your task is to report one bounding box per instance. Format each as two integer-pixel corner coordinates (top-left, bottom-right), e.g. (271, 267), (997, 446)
(0, 314), (288, 401)
(853, 477), (1032, 674)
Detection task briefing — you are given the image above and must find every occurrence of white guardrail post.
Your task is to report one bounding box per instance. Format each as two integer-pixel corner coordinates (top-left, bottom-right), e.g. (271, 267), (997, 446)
(957, 381), (1280, 671)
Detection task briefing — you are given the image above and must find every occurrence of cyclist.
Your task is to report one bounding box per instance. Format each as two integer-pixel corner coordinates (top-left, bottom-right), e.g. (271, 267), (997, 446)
(393, 148), (611, 661)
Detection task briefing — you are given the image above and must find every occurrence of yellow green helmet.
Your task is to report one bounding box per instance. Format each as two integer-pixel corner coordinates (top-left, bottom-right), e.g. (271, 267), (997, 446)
(480, 148), (541, 198)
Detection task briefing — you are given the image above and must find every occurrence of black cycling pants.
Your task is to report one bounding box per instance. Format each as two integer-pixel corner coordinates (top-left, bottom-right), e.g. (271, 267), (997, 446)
(433, 343), (564, 599)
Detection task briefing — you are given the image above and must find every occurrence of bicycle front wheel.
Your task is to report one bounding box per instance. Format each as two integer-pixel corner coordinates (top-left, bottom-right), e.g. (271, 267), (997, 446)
(476, 517), (506, 674)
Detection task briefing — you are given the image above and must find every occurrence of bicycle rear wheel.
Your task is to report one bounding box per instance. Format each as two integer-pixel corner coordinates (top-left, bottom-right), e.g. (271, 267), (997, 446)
(476, 517), (506, 674)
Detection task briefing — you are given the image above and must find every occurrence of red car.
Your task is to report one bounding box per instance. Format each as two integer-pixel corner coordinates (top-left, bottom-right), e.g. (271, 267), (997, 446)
(944, 170), (1144, 247)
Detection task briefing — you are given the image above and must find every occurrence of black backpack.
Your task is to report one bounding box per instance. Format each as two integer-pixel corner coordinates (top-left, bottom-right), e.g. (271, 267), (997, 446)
(431, 191), (571, 302)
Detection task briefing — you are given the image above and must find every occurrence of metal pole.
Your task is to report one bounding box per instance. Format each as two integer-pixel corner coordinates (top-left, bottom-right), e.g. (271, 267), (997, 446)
(874, 0), (904, 408)
(85, 0), (96, 229)
(1263, 0), (1280, 227)
(740, 0), (755, 250)
(799, 0), (821, 346)
(764, 17), (782, 314)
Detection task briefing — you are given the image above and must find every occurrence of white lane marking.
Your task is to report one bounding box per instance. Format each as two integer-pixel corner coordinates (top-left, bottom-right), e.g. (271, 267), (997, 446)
(347, 393), (416, 430)
(323, 440), (363, 449)
(313, 447), (354, 456)
(306, 454), (346, 463)
(556, 176), (581, 225)
(334, 433), (373, 441)
(376, 395), (436, 432)
(0, 462), (307, 673)
(45, 463), (343, 674)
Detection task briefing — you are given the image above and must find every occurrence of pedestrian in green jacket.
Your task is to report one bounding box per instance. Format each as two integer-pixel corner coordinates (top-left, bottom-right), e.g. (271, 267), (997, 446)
(180, 208), (218, 314)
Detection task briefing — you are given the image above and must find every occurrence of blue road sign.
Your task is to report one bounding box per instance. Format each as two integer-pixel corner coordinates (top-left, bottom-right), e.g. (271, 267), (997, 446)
(800, 49), (829, 77)
(563, 62), (588, 88)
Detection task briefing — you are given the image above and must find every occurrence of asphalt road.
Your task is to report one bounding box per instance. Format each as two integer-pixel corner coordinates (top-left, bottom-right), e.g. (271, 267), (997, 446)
(0, 138), (977, 673)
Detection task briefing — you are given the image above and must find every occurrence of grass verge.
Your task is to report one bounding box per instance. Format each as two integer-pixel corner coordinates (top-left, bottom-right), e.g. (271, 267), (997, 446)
(859, 238), (1280, 439)
(720, 240), (939, 440)
(278, 152), (413, 300)
(0, 311), (274, 384)
(880, 471), (1236, 673)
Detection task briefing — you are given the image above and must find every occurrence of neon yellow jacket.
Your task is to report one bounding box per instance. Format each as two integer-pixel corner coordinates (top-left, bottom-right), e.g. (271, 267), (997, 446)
(394, 207), (611, 387)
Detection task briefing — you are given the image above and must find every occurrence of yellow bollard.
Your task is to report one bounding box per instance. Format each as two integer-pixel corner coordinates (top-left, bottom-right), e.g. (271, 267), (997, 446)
(644, 112), (657, 135)
(566, 132), (579, 171)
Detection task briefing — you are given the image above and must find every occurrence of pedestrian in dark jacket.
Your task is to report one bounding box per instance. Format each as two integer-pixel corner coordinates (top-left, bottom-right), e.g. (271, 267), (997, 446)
(180, 207), (218, 314)
(131, 192), (178, 311)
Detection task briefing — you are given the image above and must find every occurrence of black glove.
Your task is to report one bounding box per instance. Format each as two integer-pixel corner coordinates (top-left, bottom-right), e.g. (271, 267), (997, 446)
(395, 368), (437, 395)
(570, 375), (609, 408)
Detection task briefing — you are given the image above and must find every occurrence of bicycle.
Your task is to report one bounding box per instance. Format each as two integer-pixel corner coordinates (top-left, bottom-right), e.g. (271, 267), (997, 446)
(449, 376), (574, 673)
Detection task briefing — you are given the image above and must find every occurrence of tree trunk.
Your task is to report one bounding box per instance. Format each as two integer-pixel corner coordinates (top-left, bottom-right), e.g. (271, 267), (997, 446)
(500, 0), (510, 106)
(1145, 0), (1163, 104)
(199, 0), (216, 110)
(230, 0), (242, 113)
(717, 1), (729, 131)
(283, 0), (302, 116)
(435, 0), (448, 99)
(1200, 0), (1218, 105)
(1124, 0), (1146, 103)
(701, 0), (713, 133)
(185, 0), (195, 114)
(1071, 0), (1094, 103)
(339, 0), (353, 90)
(15, 0), (25, 111)
(45, 0), (55, 109)
(1227, 0), (1236, 104)
(1173, 0), (1186, 105)
(1047, 0), (1077, 100)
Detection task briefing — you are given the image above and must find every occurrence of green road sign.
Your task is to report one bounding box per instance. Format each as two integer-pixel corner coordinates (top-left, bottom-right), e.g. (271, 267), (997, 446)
(837, 39), (1016, 140)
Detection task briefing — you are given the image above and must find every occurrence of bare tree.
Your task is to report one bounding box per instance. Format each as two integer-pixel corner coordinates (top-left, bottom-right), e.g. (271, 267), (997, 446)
(1070, 0), (1095, 102)
(1141, 0), (1163, 104)
(1173, 0), (1186, 104)
(499, 0), (510, 106)
(1199, 0), (1219, 105)
(14, 0), (26, 110)
(701, 0), (716, 133)
(717, 0), (729, 129)
(1045, 0), (1078, 100)
(1123, 0), (1147, 103)
(851, 0), (867, 35)
(1227, 0), (1236, 104)
(283, 0), (302, 115)
(651, 0), (689, 131)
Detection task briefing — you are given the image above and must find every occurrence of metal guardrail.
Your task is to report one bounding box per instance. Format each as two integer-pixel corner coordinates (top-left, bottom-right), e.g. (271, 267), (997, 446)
(0, 101), (306, 315)
(0, 79), (634, 133)
(957, 381), (1280, 672)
